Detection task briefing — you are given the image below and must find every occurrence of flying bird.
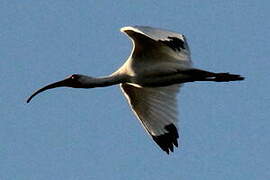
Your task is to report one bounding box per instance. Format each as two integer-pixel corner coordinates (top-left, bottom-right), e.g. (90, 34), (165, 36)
(27, 26), (244, 154)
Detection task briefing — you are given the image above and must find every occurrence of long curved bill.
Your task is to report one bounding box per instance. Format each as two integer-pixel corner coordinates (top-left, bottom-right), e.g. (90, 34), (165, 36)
(27, 79), (71, 103)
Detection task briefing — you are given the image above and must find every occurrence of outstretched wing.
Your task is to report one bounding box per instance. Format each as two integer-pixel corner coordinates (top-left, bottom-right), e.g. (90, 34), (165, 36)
(121, 26), (192, 66)
(121, 83), (181, 154)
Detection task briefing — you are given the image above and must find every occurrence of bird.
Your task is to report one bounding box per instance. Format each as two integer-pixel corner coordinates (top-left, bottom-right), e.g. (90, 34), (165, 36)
(27, 26), (244, 154)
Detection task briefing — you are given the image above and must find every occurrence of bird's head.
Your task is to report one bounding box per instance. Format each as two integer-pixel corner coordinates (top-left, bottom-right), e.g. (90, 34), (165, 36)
(26, 74), (95, 103)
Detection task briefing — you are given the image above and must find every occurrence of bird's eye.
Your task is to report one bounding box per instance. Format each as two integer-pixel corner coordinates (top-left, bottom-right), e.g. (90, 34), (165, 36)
(70, 74), (77, 80)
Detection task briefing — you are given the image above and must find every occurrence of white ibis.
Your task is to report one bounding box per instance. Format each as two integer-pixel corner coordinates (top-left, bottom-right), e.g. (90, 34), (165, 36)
(27, 26), (244, 154)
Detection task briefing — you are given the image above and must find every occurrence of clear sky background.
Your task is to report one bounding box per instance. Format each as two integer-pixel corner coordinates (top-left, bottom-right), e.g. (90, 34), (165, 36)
(1, 1), (269, 180)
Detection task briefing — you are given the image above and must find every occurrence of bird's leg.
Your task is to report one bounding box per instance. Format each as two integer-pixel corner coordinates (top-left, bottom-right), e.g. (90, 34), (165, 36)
(180, 69), (244, 82)
(134, 69), (244, 87)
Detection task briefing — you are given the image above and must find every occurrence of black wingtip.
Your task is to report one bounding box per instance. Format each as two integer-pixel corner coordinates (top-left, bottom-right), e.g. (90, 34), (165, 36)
(152, 124), (179, 154)
(158, 36), (185, 52)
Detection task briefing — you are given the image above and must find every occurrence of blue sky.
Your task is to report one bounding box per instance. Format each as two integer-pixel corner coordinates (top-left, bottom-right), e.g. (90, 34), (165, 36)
(1, 1), (269, 180)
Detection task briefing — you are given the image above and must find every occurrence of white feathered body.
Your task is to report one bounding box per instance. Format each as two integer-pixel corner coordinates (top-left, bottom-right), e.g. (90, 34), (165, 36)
(113, 26), (194, 153)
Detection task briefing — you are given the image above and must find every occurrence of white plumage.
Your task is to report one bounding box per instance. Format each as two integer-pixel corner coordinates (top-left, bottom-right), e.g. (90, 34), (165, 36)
(118, 26), (190, 152)
(27, 26), (244, 154)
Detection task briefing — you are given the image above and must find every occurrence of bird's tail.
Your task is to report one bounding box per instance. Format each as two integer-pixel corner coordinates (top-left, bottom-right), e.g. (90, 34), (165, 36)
(182, 69), (245, 82)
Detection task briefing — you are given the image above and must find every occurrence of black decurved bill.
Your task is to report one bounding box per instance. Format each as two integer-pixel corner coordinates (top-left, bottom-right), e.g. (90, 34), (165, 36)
(27, 79), (71, 103)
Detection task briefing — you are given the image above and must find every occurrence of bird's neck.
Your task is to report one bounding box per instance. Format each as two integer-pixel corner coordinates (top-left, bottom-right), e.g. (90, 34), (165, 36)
(84, 74), (128, 88)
